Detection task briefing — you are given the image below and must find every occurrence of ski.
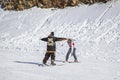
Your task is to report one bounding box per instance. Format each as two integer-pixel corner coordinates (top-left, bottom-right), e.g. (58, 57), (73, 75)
(67, 61), (79, 63)
(55, 60), (80, 63)
(38, 63), (64, 67)
(38, 64), (49, 67)
(63, 61), (80, 63)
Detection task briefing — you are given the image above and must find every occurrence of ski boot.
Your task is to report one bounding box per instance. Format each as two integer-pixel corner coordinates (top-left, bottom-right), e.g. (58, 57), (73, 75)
(74, 60), (79, 63)
(51, 60), (56, 65)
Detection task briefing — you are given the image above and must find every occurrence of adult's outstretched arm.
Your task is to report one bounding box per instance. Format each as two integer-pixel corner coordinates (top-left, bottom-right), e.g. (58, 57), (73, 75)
(55, 37), (68, 41)
(41, 37), (48, 42)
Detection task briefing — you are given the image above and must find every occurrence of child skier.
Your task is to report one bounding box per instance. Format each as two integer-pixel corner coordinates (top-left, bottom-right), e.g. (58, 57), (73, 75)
(66, 39), (78, 62)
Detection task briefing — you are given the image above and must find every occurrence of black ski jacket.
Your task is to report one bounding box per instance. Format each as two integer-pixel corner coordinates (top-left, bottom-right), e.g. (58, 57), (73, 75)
(41, 36), (67, 52)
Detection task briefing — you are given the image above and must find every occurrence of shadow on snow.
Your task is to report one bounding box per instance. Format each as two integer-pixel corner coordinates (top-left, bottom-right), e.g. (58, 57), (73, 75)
(14, 61), (42, 66)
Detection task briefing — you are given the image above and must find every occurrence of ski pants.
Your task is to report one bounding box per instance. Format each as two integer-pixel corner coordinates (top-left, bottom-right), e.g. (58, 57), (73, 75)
(43, 52), (55, 64)
(66, 47), (77, 61)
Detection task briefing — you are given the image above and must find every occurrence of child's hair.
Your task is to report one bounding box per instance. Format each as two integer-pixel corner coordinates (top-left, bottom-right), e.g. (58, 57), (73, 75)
(67, 39), (72, 43)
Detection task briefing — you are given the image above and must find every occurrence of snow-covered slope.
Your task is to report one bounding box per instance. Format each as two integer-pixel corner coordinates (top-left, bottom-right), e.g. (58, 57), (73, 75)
(0, 1), (120, 60)
(0, 1), (120, 80)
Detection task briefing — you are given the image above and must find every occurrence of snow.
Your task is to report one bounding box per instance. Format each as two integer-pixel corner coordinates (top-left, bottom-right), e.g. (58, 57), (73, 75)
(0, 0), (120, 80)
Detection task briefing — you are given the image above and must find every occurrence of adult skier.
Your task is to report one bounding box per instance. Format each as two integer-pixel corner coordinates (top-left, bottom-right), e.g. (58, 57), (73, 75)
(65, 39), (78, 62)
(41, 32), (68, 65)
